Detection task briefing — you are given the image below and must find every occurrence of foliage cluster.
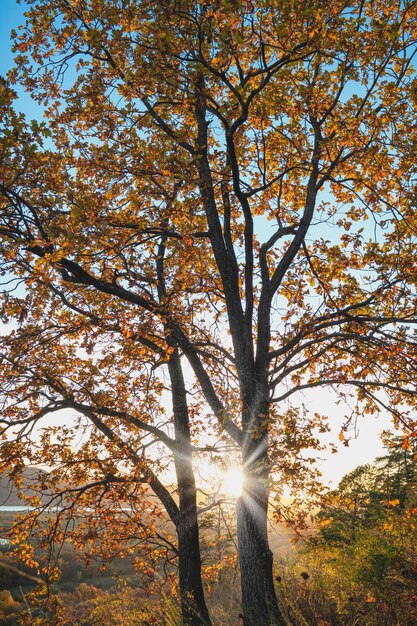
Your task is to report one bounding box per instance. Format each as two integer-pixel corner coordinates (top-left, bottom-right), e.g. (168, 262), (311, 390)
(0, 591), (21, 626)
(275, 437), (417, 626)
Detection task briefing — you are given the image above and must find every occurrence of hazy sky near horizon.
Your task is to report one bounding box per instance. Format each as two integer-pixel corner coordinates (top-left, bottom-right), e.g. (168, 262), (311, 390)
(0, 0), (394, 489)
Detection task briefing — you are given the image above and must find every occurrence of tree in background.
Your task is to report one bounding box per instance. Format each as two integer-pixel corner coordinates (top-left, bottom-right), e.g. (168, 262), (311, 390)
(317, 436), (416, 544)
(298, 437), (417, 624)
(1, 1), (417, 624)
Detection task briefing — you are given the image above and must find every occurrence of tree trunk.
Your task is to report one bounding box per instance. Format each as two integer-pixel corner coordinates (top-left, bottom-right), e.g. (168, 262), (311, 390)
(168, 351), (212, 625)
(177, 509), (211, 625)
(237, 455), (286, 625)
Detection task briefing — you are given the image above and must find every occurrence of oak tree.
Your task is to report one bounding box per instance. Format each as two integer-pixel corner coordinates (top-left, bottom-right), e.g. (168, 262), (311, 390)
(2, 1), (417, 624)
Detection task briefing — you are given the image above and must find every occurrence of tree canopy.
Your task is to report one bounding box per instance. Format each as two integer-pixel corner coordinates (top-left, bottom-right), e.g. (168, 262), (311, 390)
(1, 1), (417, 624)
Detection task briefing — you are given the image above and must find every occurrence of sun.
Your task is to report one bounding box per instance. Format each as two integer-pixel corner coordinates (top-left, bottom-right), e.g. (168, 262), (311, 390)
(192, 459), (245, 499)
(220, 466), (245, 498)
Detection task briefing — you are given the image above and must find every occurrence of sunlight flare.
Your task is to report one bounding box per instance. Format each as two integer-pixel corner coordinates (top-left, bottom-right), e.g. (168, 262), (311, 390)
(220, 466), (245, 498)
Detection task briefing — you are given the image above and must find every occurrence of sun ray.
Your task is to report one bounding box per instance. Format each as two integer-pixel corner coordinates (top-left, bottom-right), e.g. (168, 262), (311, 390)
(220, 466), (245, 498)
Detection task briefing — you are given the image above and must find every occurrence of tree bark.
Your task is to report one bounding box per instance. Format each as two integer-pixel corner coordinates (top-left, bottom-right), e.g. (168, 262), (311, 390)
(177, 510), (211, 626)
(237, 429), (286, 626)
(168, 351), (211, 626)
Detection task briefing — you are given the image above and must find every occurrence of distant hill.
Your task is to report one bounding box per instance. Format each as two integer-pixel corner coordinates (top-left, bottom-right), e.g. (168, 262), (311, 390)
(0, 467), (49, 506)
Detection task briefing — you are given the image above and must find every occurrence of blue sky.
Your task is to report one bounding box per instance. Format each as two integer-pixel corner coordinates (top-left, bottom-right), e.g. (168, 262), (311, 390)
(1, 0), (25, 73)
(1, 0), (46, 119)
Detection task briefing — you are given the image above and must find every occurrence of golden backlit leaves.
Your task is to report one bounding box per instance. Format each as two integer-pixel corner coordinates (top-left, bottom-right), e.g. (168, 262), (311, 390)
(1, 0), (417, 599)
